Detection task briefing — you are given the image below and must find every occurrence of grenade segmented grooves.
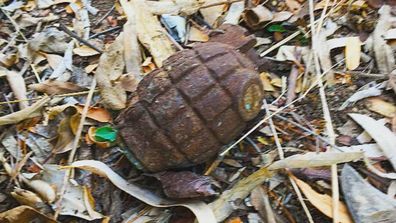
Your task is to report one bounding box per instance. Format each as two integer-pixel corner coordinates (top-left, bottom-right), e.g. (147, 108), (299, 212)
(116, 42), (264, 172)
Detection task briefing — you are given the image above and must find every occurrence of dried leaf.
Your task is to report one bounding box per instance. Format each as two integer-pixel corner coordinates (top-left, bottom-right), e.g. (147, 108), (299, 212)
(372, 6), (395, 74)
(73, 45), (100, 57)
(29, 79), (85, 95)
(271, 11), (293, 23)
(11, 188), (45, 209)
(209, 168), (272, 222)
(268, 152), (363, 170)
(21, 179), (56, 203)
(0, 205), (56, 223)
(40, 165), (103, 220)
(384, 28), (396, 40)
(199, 0), (224, 27)
(338, 82), (384, 110)
(292, 175), (353, 222)
(250, 186), (276, 222)
(28, 27), (71, 54)
(0, 53), (18, 68)
(75, 105), (111, 122)
(161, 15), (187, 42)
(345, 37), (361, 70)
(341, 165), (396, 223)
(151, 171), (216, 198)
(243, 5), (273, 29)
(286, 0), (302, 14)
(123, 20), (142, 80)
(349, 113), (396, 170)
(1, 67), (28, 109)
(338, 144), (384, 159)
(144, 0), (203, 15)
(45, 53), (63, 69)
(70, 160), (217, 223)
(1, 1), (24, 12)
(224, 2), (244, 25)
(260, 72), (275, 91)
(0, 96), (50, 126)
(365, 98), (396, 117)
(95, 33), (126, 110)
(120, 0), (176, 67)
(188, 26), (209, 42)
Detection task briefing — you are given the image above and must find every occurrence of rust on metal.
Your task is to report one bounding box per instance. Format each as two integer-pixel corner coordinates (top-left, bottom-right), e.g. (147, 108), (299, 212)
(115, 25), (264, 172)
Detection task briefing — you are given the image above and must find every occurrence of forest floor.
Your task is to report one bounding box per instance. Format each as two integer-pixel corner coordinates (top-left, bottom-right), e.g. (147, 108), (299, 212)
(0, 0), (396, 222)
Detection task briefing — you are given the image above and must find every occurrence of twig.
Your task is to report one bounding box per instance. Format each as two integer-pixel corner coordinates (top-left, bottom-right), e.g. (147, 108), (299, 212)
(94, 4), (115, 27)
(308, 0), (339, 222)
(286, 50), (302, 104)
(89, 26), (121, 39)
(59, 23), (103, 54)
(0, 90), (99, 105)
(263, 100), (314, 223)
(54, 78), (97, 219)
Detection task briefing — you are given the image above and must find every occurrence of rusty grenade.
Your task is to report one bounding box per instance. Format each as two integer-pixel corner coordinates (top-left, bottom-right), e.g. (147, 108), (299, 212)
(115, 25), (267, 172)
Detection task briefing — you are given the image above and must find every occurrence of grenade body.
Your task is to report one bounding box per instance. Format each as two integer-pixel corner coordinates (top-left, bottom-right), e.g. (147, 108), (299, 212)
(116, 41), (264, 172)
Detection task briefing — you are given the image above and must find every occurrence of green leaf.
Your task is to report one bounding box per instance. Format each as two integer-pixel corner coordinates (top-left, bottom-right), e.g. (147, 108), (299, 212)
(267, 24), (287, 33)
(94, 126), (117, 142)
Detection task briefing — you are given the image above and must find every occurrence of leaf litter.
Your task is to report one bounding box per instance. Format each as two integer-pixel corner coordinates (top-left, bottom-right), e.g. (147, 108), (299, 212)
(0, 0), (396, 223)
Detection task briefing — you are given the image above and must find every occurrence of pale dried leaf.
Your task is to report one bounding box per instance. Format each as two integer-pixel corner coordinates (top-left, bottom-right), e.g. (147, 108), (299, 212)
(120, 0), (176, 67)
(338, 82), (385, 110)
(29, 80), (85, 95)
(286, 0), (302, 14)
(224, 2), (244, 25)
(21, 179), (56, 203)
(200, 0), (224, 27)
(29, 28), (71, 54)
(188, 26), (209, 42)
(0, 96), (50, 126)
(349, 113), (396, 170)
(2, 67), (28, 109)
(292, 175), (353, 222)
(123, 20), (142, 80)
(345, 37), (361, 70)
(0, 53), (18, 68)
(145, 0), (203, 15)
(316, 30), (334, 84)
(209, 168), (272, 222)
(73, 45), (100, 57)
(70, 160), (217, 223)
(250, 186), (276, 222)
(341, 165), (396, 222)
(384, 28), (396, 40)
(95, 33), (126, 110)
(268, 152), (363, 170)
(1, 1), (24, 12)
(49, 41), (74, 80)
(0, 205), (56, 223)
(260, 72), (276, 91)
(161, 15), (187, 42)
(243, 5), (273, 28)
(84, 64), (98, 74)
(75, 105), (111, 122)
(372, 6), (395, 74)
(271, 11), (293, 23)
(366, 98), (396, 117)
(45, 53), (63, 69)
(119, 73), (139, 92)
(338, 144), (384, 159)
(40, 165), (103, 220)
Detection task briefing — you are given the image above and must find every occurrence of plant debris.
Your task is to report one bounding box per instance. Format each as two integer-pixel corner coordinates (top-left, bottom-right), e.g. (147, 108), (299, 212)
(0, 0), (396, 222)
